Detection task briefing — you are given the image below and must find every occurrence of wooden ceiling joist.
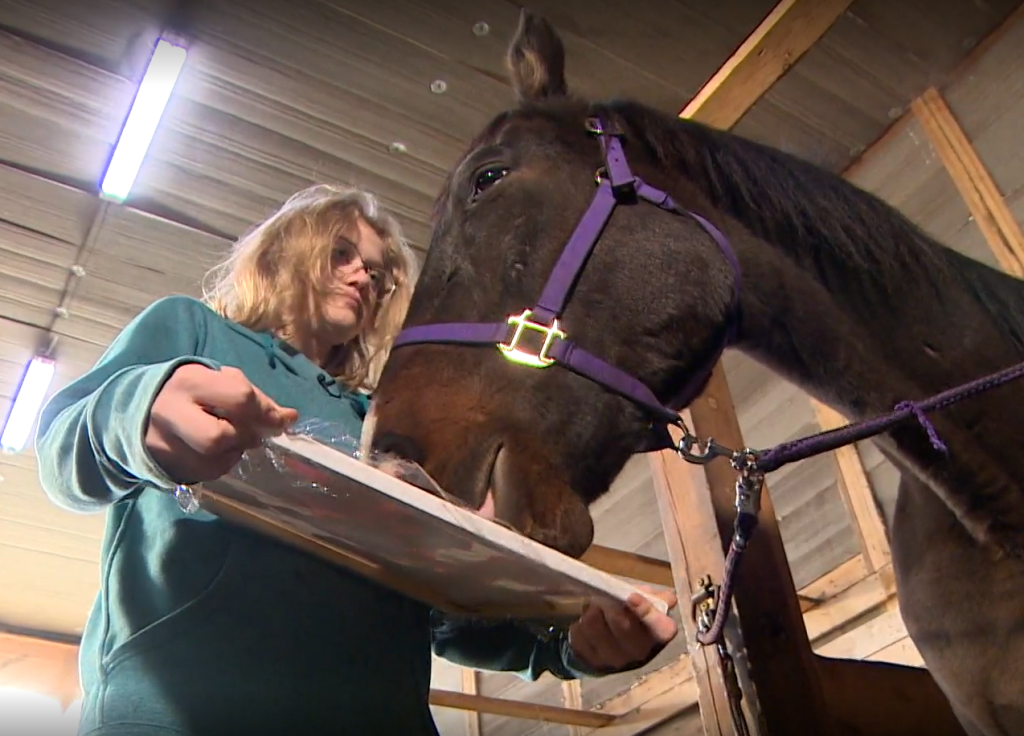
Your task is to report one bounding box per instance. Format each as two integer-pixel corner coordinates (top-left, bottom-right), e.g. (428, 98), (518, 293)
(679, 0), (856, 129)
(911, 87), (1024, 276)
(461, 669), (482, 736)
(580, 545), (673, 587)
(812, 402), (891, 573)
(428, 690), (615, 728)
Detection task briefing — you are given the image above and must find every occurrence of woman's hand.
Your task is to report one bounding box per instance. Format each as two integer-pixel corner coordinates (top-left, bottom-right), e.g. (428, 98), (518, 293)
(146, 364), (298, 484)
(567, 588), (679, 672)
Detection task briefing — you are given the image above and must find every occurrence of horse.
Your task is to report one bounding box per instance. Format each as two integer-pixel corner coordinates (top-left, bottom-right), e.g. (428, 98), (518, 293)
(365, 12), (1024, 736)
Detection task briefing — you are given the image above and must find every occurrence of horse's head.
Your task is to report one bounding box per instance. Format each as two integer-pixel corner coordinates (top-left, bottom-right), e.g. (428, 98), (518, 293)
(368, 12), (739, 557)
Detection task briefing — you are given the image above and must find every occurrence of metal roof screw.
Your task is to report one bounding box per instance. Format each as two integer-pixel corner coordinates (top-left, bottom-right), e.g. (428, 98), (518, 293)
(54, 306), (69, 319)
(430, 79), (447, 94)
(70, 264), (86, 277)
(473, 21), (490, 36)
(388, 142), (408, 155)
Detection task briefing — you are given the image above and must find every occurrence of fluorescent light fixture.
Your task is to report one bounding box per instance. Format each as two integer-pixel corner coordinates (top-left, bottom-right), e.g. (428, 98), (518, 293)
(1, 356), (56, 453)
(100, 37), (188, 202)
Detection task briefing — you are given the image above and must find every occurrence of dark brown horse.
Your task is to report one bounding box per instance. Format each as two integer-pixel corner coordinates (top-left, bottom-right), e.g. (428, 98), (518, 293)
(367, 13), (1024, 736)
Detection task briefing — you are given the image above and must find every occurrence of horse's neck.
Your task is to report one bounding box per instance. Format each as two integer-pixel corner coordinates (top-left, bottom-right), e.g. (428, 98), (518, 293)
(729, 229), (1024, 553)
(734, 232), (1024, 419)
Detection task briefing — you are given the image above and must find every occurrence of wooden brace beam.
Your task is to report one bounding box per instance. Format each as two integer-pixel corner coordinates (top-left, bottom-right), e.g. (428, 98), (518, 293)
(911, 87), (1024, 274)
(679, 0), (855, 129)
(811, 401), (891, 573)
(581, 545), (673, 587)
(428, 690), (614, 727)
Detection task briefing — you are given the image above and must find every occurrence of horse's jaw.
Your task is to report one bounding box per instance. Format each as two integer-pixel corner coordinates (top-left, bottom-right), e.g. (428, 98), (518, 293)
(364, 398), (595, 557)
(489, 442), (595, 558)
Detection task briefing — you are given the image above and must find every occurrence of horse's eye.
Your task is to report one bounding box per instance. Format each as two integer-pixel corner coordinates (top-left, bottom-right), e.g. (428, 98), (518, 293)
(471, 167), (509, 201)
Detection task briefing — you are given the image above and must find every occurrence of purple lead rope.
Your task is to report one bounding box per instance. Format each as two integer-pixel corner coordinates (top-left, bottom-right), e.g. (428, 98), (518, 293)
(689, 356), (1024, 648)
(754, 357), (1024, 474)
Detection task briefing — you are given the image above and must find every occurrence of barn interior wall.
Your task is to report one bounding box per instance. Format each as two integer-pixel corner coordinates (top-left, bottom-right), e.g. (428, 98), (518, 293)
(4, 3), (1023, 735)
(634, 15), (1023, 736)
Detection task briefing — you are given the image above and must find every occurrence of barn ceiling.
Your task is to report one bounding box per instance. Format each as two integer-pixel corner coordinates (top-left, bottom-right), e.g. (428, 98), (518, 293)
(0, 0), (1020, 730)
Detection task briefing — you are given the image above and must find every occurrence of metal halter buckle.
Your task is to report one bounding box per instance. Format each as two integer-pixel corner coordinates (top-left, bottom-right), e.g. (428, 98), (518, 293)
(497, 308), (567, 369)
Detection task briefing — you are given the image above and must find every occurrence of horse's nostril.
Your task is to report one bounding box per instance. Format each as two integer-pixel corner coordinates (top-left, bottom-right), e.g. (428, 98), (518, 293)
(371, 431), (426, 466)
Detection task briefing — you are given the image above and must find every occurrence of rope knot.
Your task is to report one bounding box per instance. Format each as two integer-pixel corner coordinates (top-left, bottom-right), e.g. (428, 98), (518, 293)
(894, 400), (948, 454)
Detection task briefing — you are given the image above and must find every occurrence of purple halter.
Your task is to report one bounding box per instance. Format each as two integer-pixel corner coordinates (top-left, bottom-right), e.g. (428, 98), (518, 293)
(392, 116), (742, 449)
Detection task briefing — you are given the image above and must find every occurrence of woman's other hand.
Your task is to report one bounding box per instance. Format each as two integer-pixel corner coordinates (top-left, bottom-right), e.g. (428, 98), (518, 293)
(568, 588), (679, 671)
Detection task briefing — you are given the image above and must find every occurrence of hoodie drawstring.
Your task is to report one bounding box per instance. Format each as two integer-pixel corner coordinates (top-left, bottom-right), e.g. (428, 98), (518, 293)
(260, 333), (341, 398)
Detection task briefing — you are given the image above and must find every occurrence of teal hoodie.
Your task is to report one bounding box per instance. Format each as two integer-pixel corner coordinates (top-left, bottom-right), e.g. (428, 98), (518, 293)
(35, 295), (598, 736)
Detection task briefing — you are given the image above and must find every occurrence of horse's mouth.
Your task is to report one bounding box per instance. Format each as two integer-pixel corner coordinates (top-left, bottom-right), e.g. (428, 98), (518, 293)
(477, 443), (530, 537)
(477, 444), (503, 522)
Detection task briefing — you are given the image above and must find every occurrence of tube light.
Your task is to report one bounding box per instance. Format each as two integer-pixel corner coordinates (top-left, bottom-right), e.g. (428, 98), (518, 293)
(100, 37), (188, 202)
(1, 356), (56, 453)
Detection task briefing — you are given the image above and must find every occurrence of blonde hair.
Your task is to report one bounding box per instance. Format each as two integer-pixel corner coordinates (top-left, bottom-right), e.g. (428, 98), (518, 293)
(202, 184), (419, 391)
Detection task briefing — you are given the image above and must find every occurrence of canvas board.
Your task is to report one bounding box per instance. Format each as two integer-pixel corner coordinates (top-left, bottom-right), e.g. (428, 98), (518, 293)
(194, 433), (669, 625)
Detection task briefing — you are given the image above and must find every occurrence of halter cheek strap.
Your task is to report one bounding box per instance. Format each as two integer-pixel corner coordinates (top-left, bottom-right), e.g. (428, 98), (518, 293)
(392, 116), (742, 448)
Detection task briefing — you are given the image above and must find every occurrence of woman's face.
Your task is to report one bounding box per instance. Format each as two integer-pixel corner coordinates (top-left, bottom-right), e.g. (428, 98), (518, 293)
(322, 215), (390, 345)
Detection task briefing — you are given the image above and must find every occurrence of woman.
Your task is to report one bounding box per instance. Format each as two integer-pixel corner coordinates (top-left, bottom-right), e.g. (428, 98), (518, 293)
(36, 184), (676, 736)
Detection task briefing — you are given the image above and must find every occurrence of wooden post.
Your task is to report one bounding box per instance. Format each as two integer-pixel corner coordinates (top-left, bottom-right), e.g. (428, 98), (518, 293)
(562, 680), (585, 736)
(649, 423), (753, 735)
(649, 365), (836, 735)
(461, 669), (482, 736)
(669, 3), (856, 726)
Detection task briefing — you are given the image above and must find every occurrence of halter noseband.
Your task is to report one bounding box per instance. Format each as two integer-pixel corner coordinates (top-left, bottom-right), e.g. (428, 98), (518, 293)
(392, 116), (742, 449)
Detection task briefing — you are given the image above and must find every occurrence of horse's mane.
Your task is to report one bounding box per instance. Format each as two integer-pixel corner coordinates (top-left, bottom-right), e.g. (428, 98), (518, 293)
(430, 96), (1024, 352)
(595, 99), (1024, 353)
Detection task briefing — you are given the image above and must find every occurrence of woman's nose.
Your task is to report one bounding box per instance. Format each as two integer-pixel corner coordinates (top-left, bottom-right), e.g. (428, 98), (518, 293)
(344, 263), (371, 289)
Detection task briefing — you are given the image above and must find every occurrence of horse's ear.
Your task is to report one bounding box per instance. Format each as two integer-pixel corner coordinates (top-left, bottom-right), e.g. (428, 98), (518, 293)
(506, 9), (568, 103)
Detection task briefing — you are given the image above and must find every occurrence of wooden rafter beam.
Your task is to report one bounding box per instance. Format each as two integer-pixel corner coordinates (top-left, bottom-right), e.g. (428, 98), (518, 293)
(562, 679), (585, 736)
(581, 545), (673, 587)
(911, 87), (1024, 276)
(428, 690), (614, 727)
(812, 402), (892, 573)
(844, 1), (1024, 184)
(679, 0), (855, 128)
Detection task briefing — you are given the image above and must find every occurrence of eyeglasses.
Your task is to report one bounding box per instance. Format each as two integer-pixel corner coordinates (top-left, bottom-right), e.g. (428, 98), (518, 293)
(333, 240), (396, 298)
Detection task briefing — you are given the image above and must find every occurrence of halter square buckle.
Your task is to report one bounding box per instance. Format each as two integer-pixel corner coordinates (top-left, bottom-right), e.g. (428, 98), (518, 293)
(498, 308), (566, 368)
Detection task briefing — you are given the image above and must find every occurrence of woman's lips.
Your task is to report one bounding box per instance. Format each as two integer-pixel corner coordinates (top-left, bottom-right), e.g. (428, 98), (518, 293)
(335, 291), (362, 308)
